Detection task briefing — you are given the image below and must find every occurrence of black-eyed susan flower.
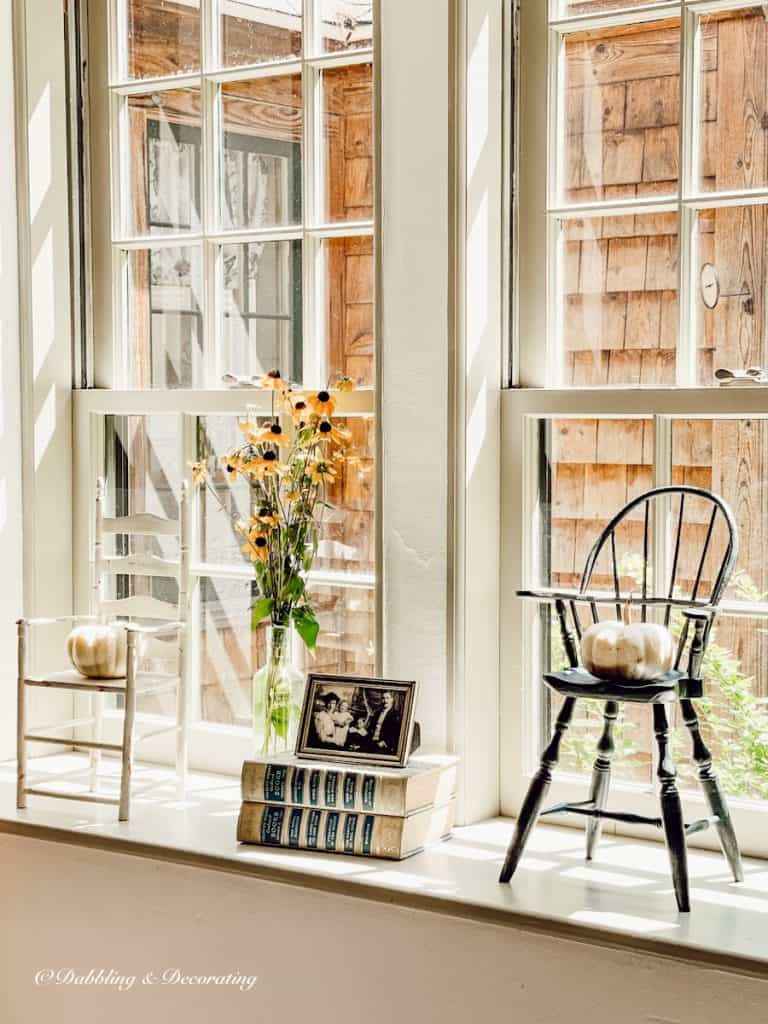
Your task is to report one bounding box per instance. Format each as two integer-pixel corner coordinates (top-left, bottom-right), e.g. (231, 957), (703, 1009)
(317, 419), (352, 447)
(221, 454), (239, 475)
(265, 422), (291, 446)
(307, 460), (337, 485)
(289, 399), (309, 425)
(190, 460), (208, 486)
(337, 375), (356, 392)
(259, 369), (288, 391)
(308, 390), (336, 417)
(245, 449), (283, 478)
(254, 507), (278, 528)
(242, 532), (269, 562)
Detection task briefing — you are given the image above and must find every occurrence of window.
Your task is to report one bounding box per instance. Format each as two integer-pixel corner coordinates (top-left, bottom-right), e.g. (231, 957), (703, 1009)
(505, 1), (768, 854)
(80, 0), (377, 769)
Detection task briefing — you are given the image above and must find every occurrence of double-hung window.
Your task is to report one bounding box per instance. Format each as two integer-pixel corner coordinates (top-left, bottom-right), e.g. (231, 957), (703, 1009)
(79, 0), (378, 772)
(504, 0), (768, 854)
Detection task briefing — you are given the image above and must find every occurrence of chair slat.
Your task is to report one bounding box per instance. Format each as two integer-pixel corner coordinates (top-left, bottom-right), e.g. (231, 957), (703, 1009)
(610, 532), (621, 619)
(103, 554), (180, 578)
(101, 513), (178, 537)
(665, 493), (686, 628)
(642, 500), (649, 623)
(101, 595), (180, 620)
(691, 506), (718, 602)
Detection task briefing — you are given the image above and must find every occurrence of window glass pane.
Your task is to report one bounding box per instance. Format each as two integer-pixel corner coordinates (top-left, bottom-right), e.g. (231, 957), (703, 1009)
(200, 577), (374, 725)
(126, 0), (200, 79)
(126, 90), (201, 237)
(323, 236), (374, 386)
(323, 63), (373, 223)
(554, 1), (673, 16)
(221, 75), (303, 230)
(320, 1), (373, 53)
(126, 245), (204, 388)
(541, 417), (655, 787)
(558, 212), (679, 385)
(220, 1), (302, 68)
(697, 9), (768, 194)
(672, 418), (768, 603)
(562, 20), (680, 205)
(221, 240), (302, 382)
(695, 205), (768, 385)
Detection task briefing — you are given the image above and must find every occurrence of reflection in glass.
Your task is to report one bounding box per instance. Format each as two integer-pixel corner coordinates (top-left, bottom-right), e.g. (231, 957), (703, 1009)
(698, 8), (768, 193)
(562, 20), (680, 205)
(323, 64), (373, 223)
(127, 246), (204, 388)
(127, 90), (202, 236)
(220, 240), (302, 383)
(323, 236), (374, 387)
(127, 0), (200, 79)
(221, 76), (303, 230)
(221, 0), (302, 67)
(320, 1), (373, 53)
(558, 213), (679, 386)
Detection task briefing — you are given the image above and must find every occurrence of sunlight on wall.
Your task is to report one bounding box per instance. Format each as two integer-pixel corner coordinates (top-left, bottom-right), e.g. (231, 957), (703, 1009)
(27, 81), (51, 223)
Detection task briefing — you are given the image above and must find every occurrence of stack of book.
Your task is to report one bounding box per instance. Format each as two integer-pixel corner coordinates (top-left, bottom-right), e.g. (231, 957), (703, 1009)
(237, 753), (458, 860)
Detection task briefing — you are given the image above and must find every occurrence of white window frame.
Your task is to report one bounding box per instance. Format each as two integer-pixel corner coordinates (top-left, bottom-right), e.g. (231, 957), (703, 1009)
(504, 0), (768, 857)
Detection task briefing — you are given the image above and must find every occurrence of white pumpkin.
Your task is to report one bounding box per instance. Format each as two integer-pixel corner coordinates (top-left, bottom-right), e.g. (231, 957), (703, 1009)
(581, 602), (674, 682)
(67, 624), (133, 679)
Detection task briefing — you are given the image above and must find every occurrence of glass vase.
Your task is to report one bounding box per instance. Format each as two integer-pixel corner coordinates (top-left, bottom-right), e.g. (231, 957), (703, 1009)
(252, 623), (305, 757)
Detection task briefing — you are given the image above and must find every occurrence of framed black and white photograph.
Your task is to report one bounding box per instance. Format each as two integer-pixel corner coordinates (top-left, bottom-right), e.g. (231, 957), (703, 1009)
(295, 675), (418, 768)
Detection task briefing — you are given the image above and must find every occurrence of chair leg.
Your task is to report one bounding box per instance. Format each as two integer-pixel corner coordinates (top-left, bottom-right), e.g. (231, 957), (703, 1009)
(499, 696), (577, 883)
(119, 634), (137, 822)
(16, 621), (27, 810)
(653, 704), (690, 913)
(90, 692), (103, 793)
(680, 698), (743, 883)
(586, 700), (618, 861)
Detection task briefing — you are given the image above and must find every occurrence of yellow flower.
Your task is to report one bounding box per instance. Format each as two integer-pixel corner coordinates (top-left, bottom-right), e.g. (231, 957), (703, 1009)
(285, 490), (301, 502)
(308, 390), (336, 417)
(244, 450), (283, 478)
(190, 460), (208, 486)
(253, 507), (278, 528)
(238, 419), (258, 436)
(265, 422), (292, 447)
(259, 369), (288, 392)
(337, 376), (356, 392)
(242, 533), (269, 562)
(316, 419), (352, 448)
(220, 454), (240, 475)
(307, 460), (337, 485)
(289, 399), (309, 425)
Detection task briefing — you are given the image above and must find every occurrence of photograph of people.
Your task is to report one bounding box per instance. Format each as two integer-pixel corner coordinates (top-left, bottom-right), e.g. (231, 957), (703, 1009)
(302, 682), (411, 757)
(365, 690), (402, 754)
(311, 692), (339, 747)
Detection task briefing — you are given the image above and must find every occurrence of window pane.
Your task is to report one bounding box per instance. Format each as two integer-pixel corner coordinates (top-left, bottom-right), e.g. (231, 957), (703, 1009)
(558, 212), (679, 385)
(695, 205), (768, 385)
(320, 1), (373, 53)
(221, 75), (303, 230)
(676, 613), (768, 802)
(220, 1), (302, 68)
(697, 9), (768, 194)
(200, 577), (374, 725)
(323, 235), (374, 386)
(126, 245), (204, 388)
(672, 418), (768, 603)
(221, 240), (302, 382)
(126, 0), (200, 79)
(323, 64), (373, 223)
(541, 417), (655, 787)
(554, 1), (673, 16)
(562, 20), (680, 205)
(126, 90), (201, 237)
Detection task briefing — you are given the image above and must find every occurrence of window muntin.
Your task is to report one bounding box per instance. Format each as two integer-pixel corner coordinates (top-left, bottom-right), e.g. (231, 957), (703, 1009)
(541, 1), (768, 387)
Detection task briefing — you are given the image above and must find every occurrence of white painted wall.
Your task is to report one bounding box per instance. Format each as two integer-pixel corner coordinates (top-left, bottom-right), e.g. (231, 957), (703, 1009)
(2, 833), (766, 1024)
(0, 2), (24, 762)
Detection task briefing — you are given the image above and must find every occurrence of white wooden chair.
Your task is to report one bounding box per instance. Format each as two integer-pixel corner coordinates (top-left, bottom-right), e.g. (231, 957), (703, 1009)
(17, 479), (190, 821)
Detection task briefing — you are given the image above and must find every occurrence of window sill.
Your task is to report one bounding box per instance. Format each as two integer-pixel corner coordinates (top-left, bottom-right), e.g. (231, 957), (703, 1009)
(1, 754), (766, 980)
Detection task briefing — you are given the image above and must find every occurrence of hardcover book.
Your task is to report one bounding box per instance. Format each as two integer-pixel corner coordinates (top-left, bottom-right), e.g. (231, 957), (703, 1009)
(240, 753), (458, 816)
(237, 800), (455, 860)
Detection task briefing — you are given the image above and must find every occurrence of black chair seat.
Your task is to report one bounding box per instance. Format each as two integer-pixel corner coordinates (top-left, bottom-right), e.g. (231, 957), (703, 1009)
(543, 668), (702, 703)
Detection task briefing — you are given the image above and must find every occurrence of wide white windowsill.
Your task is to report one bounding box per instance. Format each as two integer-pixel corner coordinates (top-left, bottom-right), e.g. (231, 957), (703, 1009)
(1, 754), (767, 979)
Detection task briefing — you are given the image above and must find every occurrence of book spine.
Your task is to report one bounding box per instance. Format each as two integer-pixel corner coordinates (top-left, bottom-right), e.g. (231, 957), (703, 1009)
(241, 762), (405, 815)
(237, 803), (407, 859)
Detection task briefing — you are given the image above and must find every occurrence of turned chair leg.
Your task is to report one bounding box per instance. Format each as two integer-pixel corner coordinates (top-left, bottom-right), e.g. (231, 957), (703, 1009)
(499, 697), (576, 883)
(586, 700), (618, 861)
(680, 698), (743, 883)
(653, 704), (690, 913)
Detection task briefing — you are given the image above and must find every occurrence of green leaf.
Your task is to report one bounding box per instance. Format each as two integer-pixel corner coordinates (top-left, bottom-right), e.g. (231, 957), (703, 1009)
(293, 606), (319, 652)
(271, 705), (289, 739)
(251, 597), (273, 631)
(286, 575), (305, 600)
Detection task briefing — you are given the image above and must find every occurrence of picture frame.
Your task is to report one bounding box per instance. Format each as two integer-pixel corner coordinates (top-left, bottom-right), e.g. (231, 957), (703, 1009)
(295, 674), (418, 768)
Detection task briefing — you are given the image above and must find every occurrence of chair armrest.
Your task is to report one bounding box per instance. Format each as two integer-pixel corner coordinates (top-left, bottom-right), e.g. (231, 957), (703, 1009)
(20, 615), (99, 627)
(517, 588), (717, 616)
(681, 606), (716, 621)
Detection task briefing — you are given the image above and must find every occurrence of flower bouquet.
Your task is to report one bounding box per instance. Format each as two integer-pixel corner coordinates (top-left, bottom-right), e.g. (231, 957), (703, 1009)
(192, 369), (358, 755)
